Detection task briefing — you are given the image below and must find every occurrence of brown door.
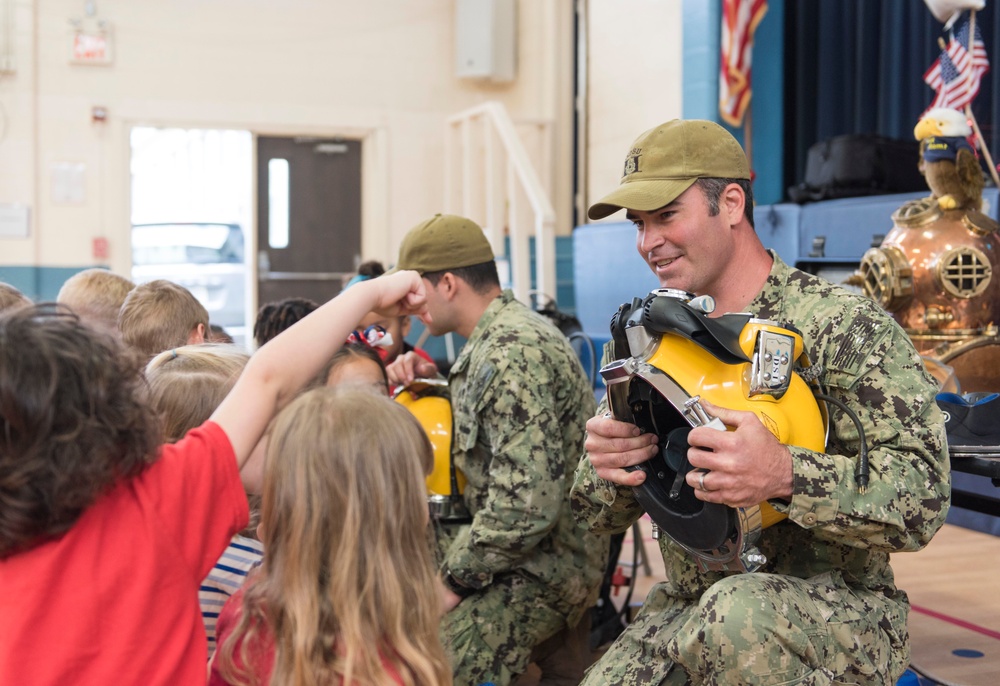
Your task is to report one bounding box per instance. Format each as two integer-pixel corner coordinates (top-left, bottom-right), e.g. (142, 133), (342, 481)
(256, 136), (362, 307)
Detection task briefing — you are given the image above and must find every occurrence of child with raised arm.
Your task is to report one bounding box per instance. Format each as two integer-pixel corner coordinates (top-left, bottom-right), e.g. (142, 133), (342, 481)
(209, 389), (452, 686)
(144, 343), (262, 658)
(0, 271), (426, 686)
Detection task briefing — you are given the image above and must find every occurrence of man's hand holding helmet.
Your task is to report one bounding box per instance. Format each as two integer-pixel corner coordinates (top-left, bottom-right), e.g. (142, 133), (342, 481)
(585, 399), (794, 509)
(684, 400), (794, 508)
(584, 414), (658, 488)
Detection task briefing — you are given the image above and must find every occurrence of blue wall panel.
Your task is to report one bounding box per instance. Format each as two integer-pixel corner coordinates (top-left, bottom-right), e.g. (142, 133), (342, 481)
(683, 0), (785, 205)
(572, 222), (658, 339)
(754, 203), (801, 266)
(0, 266), (95, 302)
(754, 187), (1000, 269)
(681, 0), (721, 122)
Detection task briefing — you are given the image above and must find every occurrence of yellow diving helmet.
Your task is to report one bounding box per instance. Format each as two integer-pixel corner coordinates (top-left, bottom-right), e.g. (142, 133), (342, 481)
(393, 378), (471, 523)
(602, 288), (829, 573)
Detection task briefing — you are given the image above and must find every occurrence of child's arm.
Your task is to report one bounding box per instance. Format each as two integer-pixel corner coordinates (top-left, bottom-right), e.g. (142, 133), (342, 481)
(211, 271), (427, 469)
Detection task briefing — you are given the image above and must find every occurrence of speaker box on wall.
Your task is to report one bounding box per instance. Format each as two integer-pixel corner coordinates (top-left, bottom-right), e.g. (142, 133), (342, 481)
(455, 0), (517, 83)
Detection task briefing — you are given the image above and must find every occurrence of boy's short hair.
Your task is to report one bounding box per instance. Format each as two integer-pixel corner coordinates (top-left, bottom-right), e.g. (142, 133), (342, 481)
(57, 269), (136, 332)
(0, 306), (159, 558)
(0, 282), (31, 313)
(357, 260), (386, 278)
(208, 323), (234, 344)
(118, 280), (210, 359)
(423, 260), (500, 295)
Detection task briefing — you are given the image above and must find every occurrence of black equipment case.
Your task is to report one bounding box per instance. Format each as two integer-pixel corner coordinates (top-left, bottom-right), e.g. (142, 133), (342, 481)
(788, 133), (927, 203)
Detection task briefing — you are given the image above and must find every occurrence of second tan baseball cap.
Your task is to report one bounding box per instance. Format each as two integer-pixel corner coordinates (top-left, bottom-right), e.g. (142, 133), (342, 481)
(392, 214), (495, 274)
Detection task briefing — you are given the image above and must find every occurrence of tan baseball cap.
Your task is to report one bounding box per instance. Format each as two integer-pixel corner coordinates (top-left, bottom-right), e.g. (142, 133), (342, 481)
(588, 120), (750, 220)
(392, 214), (495, 274)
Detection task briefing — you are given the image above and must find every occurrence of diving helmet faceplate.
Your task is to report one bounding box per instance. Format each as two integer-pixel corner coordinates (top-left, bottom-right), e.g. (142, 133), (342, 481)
(602, 289), (828, 573)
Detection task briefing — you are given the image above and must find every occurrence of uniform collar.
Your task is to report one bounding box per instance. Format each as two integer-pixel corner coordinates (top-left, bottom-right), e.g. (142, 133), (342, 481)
(749, 250), (795, 324)
(449, 289), (515, 375)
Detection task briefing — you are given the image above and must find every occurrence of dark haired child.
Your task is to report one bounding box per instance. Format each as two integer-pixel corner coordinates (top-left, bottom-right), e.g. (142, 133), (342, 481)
(0, 271), (426, 685)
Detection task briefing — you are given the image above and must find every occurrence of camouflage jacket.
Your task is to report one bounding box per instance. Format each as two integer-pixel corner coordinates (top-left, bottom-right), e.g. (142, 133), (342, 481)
(571, 253), (950, 597)
(444, 290), (606, 621)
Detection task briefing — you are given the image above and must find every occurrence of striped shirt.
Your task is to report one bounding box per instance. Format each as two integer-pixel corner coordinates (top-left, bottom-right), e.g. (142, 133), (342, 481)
(200, 534), (264, 656)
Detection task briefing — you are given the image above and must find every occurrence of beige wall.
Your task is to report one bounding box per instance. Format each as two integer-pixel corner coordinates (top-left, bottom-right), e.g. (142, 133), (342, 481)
(0, 0), (576, 274)
(0, 0), (685, 276)
(585, 0), (683, 221)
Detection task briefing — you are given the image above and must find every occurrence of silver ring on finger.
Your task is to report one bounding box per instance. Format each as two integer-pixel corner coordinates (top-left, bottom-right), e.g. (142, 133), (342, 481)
(698, 471), (709, 492)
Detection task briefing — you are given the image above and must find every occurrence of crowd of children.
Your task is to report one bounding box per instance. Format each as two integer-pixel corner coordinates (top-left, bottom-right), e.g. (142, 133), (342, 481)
(0, 269), (445, 685)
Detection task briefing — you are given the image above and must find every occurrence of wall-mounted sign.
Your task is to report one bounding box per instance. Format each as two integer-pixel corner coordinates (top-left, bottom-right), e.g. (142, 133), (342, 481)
(71, 27), (113, 66)
(0, 204), (30, 239)
(51, 162), (87, 205)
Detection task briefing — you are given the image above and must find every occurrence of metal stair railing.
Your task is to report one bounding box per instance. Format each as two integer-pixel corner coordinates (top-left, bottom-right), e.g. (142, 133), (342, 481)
(444, 101), (557, 304)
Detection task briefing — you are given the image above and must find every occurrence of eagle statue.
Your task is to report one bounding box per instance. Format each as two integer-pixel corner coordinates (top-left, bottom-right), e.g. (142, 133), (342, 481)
(914, 107), (984, 211)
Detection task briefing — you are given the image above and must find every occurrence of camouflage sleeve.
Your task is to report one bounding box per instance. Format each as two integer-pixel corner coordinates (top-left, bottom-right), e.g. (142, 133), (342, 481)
(569, 396), (647, 534)
(771, 304), (951, 552)
(443, 347), (583, 585)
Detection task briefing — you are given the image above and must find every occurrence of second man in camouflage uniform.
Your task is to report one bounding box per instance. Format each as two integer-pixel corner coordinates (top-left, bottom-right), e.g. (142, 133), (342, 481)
(386, 214), (608, 686)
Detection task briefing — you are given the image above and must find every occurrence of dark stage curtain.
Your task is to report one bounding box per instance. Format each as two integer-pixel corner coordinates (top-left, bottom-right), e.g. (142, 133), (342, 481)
(785, 1), (1000, 198)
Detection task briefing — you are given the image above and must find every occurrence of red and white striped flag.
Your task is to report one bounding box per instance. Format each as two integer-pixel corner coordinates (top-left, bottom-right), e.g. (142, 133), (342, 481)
(924, 14), (989, 111)
(719, 0), (768, 127)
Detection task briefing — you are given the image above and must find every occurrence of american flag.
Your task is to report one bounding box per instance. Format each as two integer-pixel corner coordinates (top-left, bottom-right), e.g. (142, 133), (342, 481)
(924, 14), (990, 111)
(719, 0), (768, 127)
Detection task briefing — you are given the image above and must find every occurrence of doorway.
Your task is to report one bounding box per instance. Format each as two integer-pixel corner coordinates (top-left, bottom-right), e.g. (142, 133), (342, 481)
(129, 127), (254, 345)
(130, 129), (364, 349)
(256, 136), (362, 307)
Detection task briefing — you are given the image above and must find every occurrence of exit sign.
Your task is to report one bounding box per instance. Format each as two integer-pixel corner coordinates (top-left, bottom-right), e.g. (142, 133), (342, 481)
(71, 30), (113, 66)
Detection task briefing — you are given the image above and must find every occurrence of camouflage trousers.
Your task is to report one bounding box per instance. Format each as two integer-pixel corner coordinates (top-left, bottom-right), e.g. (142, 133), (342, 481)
(441, 572), (570, 686)
(580, 572), (907, 686)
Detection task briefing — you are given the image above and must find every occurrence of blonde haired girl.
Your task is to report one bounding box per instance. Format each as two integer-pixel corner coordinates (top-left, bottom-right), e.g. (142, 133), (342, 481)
(211, 388), (451, 686)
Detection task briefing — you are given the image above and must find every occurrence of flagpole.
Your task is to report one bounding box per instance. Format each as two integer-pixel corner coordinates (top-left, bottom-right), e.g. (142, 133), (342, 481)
(744, 107), (754, 176)
(962, 10), (1000, 189)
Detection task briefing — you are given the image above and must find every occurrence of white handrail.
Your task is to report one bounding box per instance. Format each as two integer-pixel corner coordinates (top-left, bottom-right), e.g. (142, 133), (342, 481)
(444, 101), (557, 303)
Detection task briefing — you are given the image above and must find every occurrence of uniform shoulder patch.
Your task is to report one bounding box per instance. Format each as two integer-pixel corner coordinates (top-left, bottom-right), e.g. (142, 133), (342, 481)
(827, 312), (889, 375)
(474, 361), (497, 391)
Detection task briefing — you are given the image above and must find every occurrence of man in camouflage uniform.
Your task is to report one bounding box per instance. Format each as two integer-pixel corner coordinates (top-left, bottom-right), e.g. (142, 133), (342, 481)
(572, 120), (950, 685)
(386, 214), (608, 686)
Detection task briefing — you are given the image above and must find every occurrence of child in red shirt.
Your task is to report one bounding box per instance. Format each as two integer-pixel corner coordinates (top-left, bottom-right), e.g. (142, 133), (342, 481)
(0, 272), (426, 686)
